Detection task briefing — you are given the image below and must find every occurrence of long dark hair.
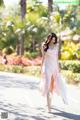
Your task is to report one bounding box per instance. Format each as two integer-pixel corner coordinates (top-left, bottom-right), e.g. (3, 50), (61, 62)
(43, 33), (57, 52)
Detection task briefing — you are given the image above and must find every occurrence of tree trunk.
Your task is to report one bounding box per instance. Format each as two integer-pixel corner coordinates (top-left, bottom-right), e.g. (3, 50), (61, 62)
(20, 0), (26, 21)
(48, 0), (53, 33)
(16, 41), (20, 55)
(19, 0), (26, 55)
(19, 34), (24, 55)
(48, 0), (53, 13)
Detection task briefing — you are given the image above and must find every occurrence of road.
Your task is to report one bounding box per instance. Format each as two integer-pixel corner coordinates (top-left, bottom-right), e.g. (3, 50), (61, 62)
(0, 71), (80, 120)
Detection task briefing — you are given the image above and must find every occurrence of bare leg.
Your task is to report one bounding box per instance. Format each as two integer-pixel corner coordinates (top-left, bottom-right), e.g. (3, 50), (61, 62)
(46, 75), (54, 112)
(47, 92), (51, 112)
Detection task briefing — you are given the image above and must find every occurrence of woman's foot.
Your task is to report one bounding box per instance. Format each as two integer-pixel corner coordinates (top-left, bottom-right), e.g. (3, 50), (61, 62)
(48, 108), (51, 113)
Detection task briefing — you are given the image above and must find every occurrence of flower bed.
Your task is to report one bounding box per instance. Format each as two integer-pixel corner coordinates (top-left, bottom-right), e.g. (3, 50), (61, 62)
(0, 55), (42, 66)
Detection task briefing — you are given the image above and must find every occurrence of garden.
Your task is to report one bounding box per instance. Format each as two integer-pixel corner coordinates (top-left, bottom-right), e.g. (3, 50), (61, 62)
(0, 0), (80, 85)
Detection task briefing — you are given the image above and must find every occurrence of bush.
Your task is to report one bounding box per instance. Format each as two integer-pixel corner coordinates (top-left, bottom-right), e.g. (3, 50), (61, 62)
(2, 47), (14, 55)
(61, 51), (74, 60)
(30, 52), (38, 58)
(24, 51), (31, 58)
(61, 41), (78, 60)
(24, 51), (38, 58)
(0, 64), (6, 71)
(0, 64), (40, 76)
(0, 64), (80, 85)
(60, 60), (80, 73)
(61, 70), (80, 84)
(76, 48), (80, 60)
(11, 66), (24, 73)
(12, 56), (22, 65)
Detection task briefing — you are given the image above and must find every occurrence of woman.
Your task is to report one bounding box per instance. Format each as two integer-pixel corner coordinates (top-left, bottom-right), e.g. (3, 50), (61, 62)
(39, 33), (67, 112)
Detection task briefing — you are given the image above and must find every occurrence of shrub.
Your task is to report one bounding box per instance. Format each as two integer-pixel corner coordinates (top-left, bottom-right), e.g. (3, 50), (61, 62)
(0, 64), (6, 71)
(0, 64), (80, 85)
(13, 56), (22, 65)
(30, 52), (38, 58)
(60, 60), (80, 73)
(24, 51), (31, 58)
(11, 66), (24, 73)
(61, 41), (78, 60)
(2, 47), (14, 55)
(61, 70), (80, 84)
(24, 51), (38, 58)
(76, 48), (80, 60)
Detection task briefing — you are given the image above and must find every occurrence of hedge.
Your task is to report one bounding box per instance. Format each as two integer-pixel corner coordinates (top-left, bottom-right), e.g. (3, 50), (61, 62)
(0, 64), (80, 85)
(0, 64), (40, 77)
(60, 60), (80, 73)
(61, 70), (80, 84)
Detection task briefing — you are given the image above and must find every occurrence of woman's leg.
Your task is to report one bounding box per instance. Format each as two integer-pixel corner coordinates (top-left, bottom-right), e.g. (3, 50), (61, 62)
(47, 92), (51, 112)
(47, 75), (54, 112)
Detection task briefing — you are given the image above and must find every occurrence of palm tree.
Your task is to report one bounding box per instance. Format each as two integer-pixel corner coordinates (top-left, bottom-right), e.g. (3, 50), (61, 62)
(19, 0), (27, 55)
(48, 0), (53, 13)
(20, 0), (26, 21)
(48, 0), (53, 32)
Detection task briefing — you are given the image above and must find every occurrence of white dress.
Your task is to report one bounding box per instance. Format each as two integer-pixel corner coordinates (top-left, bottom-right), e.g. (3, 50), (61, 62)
(39, 43), (67, 103)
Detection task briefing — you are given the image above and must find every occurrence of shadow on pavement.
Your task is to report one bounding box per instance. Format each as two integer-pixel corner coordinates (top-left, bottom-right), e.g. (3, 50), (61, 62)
(51, 107), (80, 120)
(0, 102), (49, 120)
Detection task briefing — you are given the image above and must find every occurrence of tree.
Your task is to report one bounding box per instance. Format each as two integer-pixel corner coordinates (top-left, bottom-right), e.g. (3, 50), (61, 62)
(48, 0), (53, 32)
(48, 0), (53, 13)
(20, 0), (26, 21)
(0, 0), (4, 6)
(19, 0), (27, 55)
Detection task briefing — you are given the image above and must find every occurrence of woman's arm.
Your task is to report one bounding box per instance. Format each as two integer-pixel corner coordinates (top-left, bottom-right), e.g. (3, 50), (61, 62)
(41, 43), (45, 71)
(41, 54), (45, 68)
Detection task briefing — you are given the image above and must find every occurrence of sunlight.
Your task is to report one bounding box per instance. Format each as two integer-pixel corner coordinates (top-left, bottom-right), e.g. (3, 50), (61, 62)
(3, 0), (20, 7)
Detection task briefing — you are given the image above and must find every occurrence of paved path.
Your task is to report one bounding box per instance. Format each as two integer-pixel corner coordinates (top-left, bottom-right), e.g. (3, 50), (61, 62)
(0, 71), (80, 120)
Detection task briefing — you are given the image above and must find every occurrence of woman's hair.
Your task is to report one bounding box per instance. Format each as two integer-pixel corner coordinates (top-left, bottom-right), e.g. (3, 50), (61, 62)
(43, 32), (57, 52)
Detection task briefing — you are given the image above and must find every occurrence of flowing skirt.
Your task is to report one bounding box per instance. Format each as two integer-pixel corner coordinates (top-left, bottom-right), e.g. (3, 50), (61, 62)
(39, 65), (68, 104)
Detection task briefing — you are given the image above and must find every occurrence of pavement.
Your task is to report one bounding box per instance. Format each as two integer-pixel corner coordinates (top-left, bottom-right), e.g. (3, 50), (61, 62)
(0, 71), (80, 120)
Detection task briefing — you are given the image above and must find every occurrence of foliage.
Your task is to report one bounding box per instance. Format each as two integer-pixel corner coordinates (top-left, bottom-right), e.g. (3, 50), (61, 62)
(0, 64), (80, 84)
(75, 48), (80, 60)
(24, 51), (39, 58)
(61, 41), (80, 60)
(0, 64), (40, 76)
(2, 46), (14, 54)
(61, 70), (80, 84)
(60, 60), (80, 73)
(0, 0), (4, 6)
(0, 2), (80, 59)
(11, 65), (24, 73)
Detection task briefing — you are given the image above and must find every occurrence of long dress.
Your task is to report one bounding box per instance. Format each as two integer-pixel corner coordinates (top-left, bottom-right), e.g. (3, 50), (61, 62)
(39, 43), (67, 104)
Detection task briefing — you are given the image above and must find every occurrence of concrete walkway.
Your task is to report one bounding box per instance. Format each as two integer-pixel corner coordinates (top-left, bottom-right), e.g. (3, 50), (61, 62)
(0, 71), (80, 120)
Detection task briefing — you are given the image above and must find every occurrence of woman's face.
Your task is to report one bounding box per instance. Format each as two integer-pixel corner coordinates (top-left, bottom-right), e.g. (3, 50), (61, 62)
(49, 37), (56, 45)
